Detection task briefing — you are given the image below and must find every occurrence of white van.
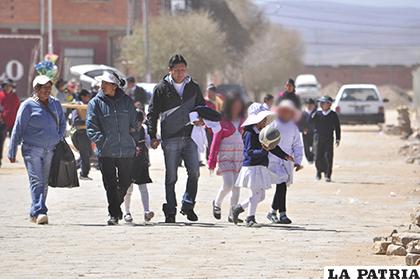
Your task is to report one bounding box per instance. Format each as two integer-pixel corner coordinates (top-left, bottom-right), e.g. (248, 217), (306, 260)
(295, 74), (320, 100)
(332, 84), (388, 124)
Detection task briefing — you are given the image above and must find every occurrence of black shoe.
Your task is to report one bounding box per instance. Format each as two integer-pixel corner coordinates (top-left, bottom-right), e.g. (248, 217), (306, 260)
(180, 208), (198, 222)
(278, 215), (292, 224)
(231, 205), (244, 225)
(165, 215), (176, 223)
(325, 176), (331, 182)
(246, 216), (258, 227)
(212, 201), (221, 220)
(316, 172), (322, 180)
(107, 216), (119, 225)
(228, 216), (243, 223)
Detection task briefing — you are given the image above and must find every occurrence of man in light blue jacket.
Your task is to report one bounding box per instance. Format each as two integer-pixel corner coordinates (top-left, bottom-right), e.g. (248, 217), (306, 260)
(8, 75), (66, 225)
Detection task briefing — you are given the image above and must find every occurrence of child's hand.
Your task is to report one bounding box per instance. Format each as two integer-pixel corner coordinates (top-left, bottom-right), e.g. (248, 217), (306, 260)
(294, 164), (303, 172)
(286, 155), (294, 162)
(336, 140), (340, 147)
(262, 144), (271, 151)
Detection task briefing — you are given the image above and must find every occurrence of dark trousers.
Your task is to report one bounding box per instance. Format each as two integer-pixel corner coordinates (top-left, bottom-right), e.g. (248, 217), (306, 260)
(0, 124), (6, 162)
(71, 129), (92, 177)
(99, 157), (134, 218)
(313, 135), (334, 178)
(302, 133), (314, 162)
(272, 182), (287, 212)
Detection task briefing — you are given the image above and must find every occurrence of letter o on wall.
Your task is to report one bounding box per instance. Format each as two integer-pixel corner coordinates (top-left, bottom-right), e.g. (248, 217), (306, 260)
(6, 60), (24, 81)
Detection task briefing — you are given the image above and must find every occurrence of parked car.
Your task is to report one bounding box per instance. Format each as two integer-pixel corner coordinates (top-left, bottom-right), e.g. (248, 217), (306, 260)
(70, 64), (126, 90)
(295, 74), (321, 100)
(332, 84), (388, 124)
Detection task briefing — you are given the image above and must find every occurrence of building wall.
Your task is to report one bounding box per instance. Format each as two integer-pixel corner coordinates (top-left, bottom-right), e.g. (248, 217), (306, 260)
(304, 65), (414, 90)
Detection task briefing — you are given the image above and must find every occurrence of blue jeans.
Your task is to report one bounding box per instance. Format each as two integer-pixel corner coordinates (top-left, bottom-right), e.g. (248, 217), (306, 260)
(161, 137), (200, 215)
(21, 144), (54, 217)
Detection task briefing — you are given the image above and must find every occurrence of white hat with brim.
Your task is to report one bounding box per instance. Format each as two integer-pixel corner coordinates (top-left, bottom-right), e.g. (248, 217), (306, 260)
(32, 75), (51, 89)
(241, 110), (276, 127)
(95, 71), (118, 84)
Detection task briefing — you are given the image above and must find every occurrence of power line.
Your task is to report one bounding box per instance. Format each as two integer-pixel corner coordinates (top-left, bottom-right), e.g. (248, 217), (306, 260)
(265, 12), (420, 30)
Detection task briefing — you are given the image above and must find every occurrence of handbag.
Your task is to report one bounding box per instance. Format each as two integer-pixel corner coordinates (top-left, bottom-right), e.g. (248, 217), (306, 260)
(37, 98), (80, 188)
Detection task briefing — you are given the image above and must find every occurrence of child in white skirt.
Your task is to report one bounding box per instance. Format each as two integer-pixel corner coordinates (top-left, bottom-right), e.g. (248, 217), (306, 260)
(232, 103), (294, 227)
(124, 110), (154, 223)
(208, 92), (245, 222)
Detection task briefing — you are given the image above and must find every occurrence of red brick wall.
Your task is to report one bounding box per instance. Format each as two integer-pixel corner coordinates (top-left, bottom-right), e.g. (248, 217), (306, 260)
(0, 0), (160, 28)
(304, 65), (414, 90)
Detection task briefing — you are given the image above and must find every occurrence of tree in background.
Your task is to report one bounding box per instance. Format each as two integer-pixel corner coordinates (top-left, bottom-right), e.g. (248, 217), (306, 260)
(121, 12), (226, 86)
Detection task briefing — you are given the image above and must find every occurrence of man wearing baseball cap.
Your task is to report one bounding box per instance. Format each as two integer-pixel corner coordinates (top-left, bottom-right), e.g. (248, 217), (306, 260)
(8, 75), (66, 224)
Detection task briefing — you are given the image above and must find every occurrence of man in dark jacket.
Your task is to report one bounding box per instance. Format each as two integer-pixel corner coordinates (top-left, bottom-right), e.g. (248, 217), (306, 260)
(126, 76), (149, 109)
(147, 54), (206, 223)
(311, 95), (341, 182)
(277, 78), (302, 110)
(86, 71), (138, 225)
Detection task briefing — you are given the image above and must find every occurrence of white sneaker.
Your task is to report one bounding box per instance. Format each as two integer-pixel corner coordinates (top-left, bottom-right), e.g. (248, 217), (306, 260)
(36, 214), (48, 225)
(144, 211), (154, 222)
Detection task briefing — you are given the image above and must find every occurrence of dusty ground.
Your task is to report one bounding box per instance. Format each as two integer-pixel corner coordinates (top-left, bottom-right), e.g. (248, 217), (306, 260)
(0, 118), (419, 278)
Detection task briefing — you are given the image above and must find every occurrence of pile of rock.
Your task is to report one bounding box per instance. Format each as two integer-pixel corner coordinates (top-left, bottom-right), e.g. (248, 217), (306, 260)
(399, 142), (420, 165)
(382, 106), (413, 138)
(372, 207), (420, 266)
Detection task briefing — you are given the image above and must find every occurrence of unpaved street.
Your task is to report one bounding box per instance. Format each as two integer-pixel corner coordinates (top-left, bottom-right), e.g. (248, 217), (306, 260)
(0, 124), (419, 279)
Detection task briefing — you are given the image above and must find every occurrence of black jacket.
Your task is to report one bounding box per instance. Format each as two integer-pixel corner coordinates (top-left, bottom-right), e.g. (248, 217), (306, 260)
(277, 91), (302, 110)
(311, 110), (341, 141)
(147, 75), (206, 140)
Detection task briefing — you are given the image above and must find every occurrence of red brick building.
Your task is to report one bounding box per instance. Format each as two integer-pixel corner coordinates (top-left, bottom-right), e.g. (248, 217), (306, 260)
(0, 0), (163, 80)
(303, 64), (416, 90)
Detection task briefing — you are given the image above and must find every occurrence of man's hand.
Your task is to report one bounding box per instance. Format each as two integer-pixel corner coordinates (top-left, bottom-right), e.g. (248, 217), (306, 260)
(151, 139), (160, 149)
(192, 118), (205, 127)
(294, 164), (303, 172)
(8, 157), (16, 163)
(336, 140), (340, 147)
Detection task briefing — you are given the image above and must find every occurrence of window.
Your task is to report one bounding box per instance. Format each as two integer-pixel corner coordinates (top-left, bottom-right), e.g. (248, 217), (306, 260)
(341, 88), (379, 102)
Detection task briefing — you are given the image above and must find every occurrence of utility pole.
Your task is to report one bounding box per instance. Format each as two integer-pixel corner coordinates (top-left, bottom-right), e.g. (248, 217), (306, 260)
(40, 0), (45, 58)
(143, 0), (151, 82)
(126, 0), (134, 36)
(47, 0), (53, 54)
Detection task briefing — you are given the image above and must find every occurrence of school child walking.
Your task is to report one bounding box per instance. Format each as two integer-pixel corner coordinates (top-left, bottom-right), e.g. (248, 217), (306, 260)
(124, 109), (154, 223)
(231, 103), (293, 227)
(267, 100), (304, 224)
(208, 92), (245, 222)
(311, 96), (341, 182)
(299, 98), (317, 163)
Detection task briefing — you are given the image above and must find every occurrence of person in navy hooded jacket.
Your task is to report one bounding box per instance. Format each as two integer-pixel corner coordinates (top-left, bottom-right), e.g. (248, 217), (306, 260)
(86, 71), (138, 225)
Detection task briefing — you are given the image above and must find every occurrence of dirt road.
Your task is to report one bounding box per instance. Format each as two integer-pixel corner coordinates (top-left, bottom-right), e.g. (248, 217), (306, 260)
(0, 125), (419, 278)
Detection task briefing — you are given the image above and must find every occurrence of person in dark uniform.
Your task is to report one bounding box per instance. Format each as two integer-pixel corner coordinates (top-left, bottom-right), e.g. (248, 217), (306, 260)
(299, 98), (317, 163)
(311, 96), (341, 182)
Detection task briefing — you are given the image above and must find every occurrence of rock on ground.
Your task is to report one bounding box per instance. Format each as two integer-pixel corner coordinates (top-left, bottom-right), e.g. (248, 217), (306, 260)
(405, 253), (420, 266)
(386, 244), (407, 256)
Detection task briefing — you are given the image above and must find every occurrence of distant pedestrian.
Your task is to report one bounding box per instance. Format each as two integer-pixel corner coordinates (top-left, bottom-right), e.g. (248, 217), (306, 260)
(55, 79), (67, 103)
(70, 89), (93, 180)
(123, 109), (154, 223)
(231, 103), (293, 227)
(147, 54), (206, 223)
(86, 71), (138, 225)
(0, 79), (20, 167)
(299, 98), (317, 163)
(208, 92), (245, 223)
(262, 94), (274, 110)
(267, 100), (303, 225)
(126, 76), (149, 110)
(277, 78), (302, 110)
(205, 83), (223, 112)
(311, 95), (341, 182)
(8, 75), (66, 225)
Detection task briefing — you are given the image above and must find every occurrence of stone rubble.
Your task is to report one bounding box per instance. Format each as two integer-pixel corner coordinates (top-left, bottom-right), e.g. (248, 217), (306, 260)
(372, 207), (420, 266)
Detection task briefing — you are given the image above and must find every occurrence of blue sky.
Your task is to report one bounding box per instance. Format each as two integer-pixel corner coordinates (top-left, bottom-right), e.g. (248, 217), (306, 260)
(255, 0), (420, 8)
